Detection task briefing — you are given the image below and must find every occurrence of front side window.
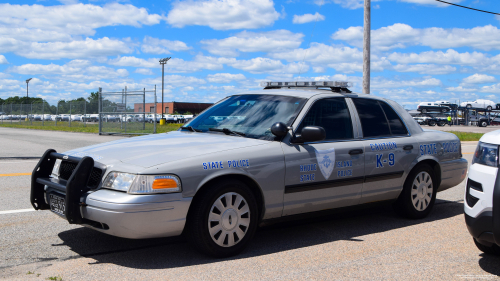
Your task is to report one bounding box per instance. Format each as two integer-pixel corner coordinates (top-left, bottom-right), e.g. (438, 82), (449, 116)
(353, 98), (408, 138)
(186, 94), (306, 140)
(296, 98), (353, 141)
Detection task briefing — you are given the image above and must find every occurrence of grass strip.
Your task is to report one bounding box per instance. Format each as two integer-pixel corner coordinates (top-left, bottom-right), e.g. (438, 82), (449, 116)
(0, 121), (182, 134)
(444, 131), (484, 141)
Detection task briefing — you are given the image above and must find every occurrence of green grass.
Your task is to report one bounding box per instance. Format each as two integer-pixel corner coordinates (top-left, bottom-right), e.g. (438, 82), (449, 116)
(0, 121), (182, 134)
(445, 131), (484, 141)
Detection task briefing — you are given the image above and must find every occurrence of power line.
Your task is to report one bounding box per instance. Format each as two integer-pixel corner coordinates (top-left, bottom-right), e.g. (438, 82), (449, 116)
(435, 0), (500, 16)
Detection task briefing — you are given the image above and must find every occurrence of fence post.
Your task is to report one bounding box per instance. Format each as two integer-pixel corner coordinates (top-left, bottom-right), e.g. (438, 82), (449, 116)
(69, 101), (72, 127)
(98, 87), (102, 135)
(154, 86), (157, 134)
(143, 88), (146, 131)
(42, 101), (44, 126)
(124, 86), (127, 134)
(55, 101), (58, 126)
(84, 101), (86, 127)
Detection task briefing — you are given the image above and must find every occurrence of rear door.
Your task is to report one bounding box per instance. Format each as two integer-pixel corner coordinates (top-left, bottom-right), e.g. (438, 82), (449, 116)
(351, 98), (419, 204)
(282, 97), (365, 216)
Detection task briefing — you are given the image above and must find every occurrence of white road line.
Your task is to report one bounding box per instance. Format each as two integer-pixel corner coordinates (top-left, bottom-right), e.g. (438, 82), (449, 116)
(0, 208), (36, 215)
(0, 161), (39, 164)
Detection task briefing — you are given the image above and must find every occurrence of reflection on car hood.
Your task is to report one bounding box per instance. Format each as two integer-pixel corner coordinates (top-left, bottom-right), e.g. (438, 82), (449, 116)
(64, 131), (269, 168)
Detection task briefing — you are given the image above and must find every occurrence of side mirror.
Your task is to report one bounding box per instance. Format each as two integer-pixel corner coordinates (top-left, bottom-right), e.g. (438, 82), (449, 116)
(271, 122), (289, 137)
(300, 126), (326, 143)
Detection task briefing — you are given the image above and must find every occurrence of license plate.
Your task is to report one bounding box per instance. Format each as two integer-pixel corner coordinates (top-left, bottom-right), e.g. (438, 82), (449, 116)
(49, 194), (66, 216)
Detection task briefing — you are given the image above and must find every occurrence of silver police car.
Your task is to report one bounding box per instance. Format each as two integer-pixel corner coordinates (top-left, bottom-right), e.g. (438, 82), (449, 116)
(31, 81), (468, 257)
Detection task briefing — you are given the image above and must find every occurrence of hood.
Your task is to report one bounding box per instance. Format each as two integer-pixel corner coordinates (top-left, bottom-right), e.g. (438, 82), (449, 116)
(64, 131), (269, 168)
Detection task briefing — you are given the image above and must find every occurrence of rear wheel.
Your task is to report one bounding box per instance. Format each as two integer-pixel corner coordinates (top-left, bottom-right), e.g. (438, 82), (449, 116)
(394, 164), (436, 219)
(466, 104), (472, 109)
(487, 106), (492, 111)
(421, 109), (427, 113)
(441, 108), (447, 113)
(428, 120), (436, 126)
(186, 179), (258, 258)
(473, 238), (500, 255)
(438, 121), (446, 126)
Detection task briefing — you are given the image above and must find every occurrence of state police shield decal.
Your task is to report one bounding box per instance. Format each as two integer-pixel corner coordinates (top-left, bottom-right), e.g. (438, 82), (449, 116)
(315, 148), (335, 180)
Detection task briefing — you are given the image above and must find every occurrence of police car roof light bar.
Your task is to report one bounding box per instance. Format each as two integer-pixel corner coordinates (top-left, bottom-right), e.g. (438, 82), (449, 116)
(260, 81), (352, 88)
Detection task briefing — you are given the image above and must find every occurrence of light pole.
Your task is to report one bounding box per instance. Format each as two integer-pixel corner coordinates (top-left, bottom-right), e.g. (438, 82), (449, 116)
(159, 57), (171, 124)
(25, 78), (32, 121)
(26, 78), (32, 98)
(363, 0), (370, 94)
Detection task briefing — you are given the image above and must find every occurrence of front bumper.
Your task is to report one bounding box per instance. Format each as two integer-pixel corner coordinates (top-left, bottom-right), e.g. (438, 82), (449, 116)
(31, 149), (192, 239)
(437, 158), (468, 192)
(464, 163), (500, 247)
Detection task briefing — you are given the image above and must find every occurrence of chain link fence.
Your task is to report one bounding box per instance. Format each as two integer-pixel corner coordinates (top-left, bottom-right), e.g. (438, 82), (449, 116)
(99, 86), (157, 135)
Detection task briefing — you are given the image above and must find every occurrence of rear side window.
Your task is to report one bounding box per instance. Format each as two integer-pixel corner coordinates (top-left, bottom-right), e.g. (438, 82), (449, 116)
(379, 102), (408, 136)
(353, 98), (408, 138)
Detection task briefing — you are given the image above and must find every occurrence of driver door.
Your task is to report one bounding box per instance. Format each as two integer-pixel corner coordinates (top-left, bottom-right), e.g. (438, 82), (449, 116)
(281, 97), (365, 216)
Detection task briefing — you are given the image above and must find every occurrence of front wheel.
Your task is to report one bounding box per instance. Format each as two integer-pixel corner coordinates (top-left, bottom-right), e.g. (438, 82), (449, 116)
(394, 164), (436, 219)
(428, 120), (436, 126)
(487, 106), (492, 111)
(421, 109), (427, 113)
(186, 179), (258, 258)
(441, 108), (447, 113)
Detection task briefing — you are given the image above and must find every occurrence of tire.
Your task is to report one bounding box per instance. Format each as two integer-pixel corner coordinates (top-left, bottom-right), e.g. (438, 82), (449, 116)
(421, 109), (427, 114)
(393, 164), (437, 219)
(438, 121), (446, 127)
(428, 121), (436, 126)
(486, 106), (492, 111)
(467, 104), (472, 109)
(473, 238), (500, 255)
(480, 121), (488, 127)
(186, 179), (259, 258)
(441, 108), (447, 113)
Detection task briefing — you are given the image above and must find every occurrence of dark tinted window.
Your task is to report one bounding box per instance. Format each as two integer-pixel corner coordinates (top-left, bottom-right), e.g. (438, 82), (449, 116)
(380, 102), (408, 136)
(297, 98), (353, 141)
(353, 98), (391, 138)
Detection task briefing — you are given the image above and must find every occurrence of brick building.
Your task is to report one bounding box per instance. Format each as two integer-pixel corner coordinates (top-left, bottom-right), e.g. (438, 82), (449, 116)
(134, 102), (213, 115)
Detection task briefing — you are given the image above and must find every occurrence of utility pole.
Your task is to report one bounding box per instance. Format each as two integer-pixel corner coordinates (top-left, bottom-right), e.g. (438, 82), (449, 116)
(159, 57), (171, 124)
(363, 0), (371, 94)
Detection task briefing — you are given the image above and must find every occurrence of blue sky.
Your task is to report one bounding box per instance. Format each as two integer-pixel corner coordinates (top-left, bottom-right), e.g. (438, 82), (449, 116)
(0, 0), (499, 108)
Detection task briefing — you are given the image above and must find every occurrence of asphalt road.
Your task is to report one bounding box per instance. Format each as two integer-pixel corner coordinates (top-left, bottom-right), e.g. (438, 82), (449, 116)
(0, 130), (499, 280)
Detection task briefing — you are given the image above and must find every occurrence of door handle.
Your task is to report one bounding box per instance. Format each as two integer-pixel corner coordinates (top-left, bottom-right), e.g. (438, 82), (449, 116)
(403, 145), (414, 151)
(349, 149), (363, 155)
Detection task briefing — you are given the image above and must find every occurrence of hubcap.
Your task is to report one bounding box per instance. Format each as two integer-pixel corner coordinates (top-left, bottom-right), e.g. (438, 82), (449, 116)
(208, 192), (250, 247)
(411, 171), (433, 211)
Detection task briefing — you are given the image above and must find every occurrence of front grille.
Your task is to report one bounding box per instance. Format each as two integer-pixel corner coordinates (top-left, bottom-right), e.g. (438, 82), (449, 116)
(59, 161), (103, 189)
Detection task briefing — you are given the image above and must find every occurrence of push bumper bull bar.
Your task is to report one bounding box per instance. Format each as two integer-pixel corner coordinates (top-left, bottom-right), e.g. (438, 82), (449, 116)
(30, 149), (95, 224)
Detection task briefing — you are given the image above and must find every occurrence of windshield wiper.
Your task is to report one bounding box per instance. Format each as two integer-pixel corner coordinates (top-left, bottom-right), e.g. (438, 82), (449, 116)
(209, 128), (246, 137)
(180, 126), (201, 132)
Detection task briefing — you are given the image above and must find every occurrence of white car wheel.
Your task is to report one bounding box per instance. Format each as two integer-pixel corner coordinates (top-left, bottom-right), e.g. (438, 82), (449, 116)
(411, 171), (433, 211)
(208, 192), (250, 248)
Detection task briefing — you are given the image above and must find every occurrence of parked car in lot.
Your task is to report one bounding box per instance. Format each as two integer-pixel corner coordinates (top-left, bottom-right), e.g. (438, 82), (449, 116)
(460, 99), (496, 111)
(31, 81), (468, 258)
(417, 102), (451, 113)
(464, 130), (500, 255)
(82, 114), (99, 122)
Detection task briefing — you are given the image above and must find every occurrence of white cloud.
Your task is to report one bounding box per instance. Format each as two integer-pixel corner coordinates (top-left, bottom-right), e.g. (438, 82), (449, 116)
(228, 57), (309, 74)
(372, 77), (442, 89)
(399, 0), (463, 6)
(388, 49), (488, 65)
(9, 38), (133, 60)
(141, 36), (191, 55)
(270, 43), (362, 64)
(0, 55), (7, 64)
(166, 0), (280, 30)
(207, 73), (246, 83)
(141, 75), (206, 87)
(0, 3), (162, 37)
(462, 74), (497, 84)
(201, 30), (304, 56)
(446, 86), (478, 92)
(480, 83), (500, 94)
(333, 24), (500, 51)
(109, 56), (159, 68)
(393, 64), (457, 75)
(135, 68), (154, 75)
(293, 12), (325, 24)
(8, 62), (129, 81)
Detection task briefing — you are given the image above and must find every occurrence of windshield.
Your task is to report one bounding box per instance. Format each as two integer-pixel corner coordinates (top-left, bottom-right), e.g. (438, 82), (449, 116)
(185, 94), (307, 140)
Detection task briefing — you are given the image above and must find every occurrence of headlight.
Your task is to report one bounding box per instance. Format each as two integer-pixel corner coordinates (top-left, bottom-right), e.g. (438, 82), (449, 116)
(102, 172), (181, 194)
(472, 142), (499, 167)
